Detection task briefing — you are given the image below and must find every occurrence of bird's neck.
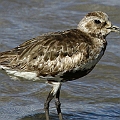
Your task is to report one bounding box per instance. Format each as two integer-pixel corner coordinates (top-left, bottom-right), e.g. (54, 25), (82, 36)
(89, 32), (107, 50)
(89, 32), (106, 40)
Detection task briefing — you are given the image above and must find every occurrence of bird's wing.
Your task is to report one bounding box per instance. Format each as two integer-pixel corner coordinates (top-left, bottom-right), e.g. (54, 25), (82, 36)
(0, 29), (95, 76)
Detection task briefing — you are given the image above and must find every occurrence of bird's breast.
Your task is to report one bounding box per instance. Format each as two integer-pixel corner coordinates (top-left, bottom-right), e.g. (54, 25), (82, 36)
(60, 47), (105, 81)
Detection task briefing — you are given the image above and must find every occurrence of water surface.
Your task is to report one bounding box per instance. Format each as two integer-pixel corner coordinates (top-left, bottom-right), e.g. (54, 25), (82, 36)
(0, 0), (120, 120)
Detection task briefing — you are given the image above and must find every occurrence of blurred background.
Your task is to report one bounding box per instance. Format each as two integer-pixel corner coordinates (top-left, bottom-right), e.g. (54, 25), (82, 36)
(0, 0), (120, 120)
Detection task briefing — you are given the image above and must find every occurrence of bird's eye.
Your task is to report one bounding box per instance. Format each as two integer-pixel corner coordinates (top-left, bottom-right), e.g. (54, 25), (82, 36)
(94, 20), (101, 24)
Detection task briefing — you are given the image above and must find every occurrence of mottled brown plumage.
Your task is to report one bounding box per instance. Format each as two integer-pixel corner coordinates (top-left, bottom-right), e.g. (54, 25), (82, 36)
(0, 11), (119, 120)
(0, 29), (105, 80)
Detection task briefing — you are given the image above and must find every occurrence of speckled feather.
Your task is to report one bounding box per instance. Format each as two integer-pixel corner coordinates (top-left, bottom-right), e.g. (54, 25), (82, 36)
(1, 11), (118, 82)
(0, 29), (106, 81)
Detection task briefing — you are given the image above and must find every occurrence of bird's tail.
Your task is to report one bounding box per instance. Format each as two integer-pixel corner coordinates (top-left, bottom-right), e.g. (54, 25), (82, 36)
(0, 50), (17, 68)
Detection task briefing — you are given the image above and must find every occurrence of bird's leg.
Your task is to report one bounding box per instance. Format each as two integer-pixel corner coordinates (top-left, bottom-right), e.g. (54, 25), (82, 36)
(55, 84), (63, 120)
(44, 81), (61, 120)
(44, 89), (54, 120)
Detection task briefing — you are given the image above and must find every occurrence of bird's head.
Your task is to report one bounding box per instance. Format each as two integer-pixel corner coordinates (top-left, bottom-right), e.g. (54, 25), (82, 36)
(77, 11), (119, 38)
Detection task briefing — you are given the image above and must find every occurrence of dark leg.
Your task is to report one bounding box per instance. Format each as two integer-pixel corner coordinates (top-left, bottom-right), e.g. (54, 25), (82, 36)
(55, 85), (63, 120)
(44, 90), (54, 120)
(44, 82), (61, 120)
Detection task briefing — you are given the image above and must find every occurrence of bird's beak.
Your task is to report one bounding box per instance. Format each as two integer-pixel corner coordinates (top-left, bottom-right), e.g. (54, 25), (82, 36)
(110, 25), (120, 33)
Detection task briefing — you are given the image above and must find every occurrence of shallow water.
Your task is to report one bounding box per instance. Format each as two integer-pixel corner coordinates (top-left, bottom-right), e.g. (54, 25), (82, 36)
(0, 0), (120, 120)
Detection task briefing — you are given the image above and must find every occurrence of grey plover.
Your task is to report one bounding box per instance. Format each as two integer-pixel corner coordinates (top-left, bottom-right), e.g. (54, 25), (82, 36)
(0, 11), (119, 120)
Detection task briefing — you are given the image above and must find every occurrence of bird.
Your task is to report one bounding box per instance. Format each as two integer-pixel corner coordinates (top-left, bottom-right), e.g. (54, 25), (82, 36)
(0, 11), (119, 120)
